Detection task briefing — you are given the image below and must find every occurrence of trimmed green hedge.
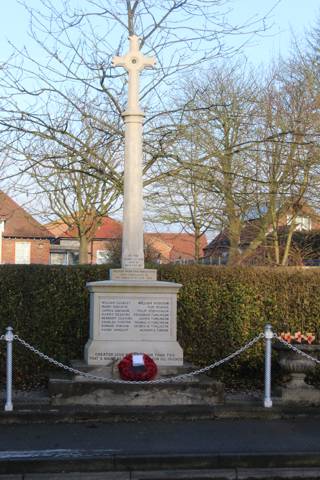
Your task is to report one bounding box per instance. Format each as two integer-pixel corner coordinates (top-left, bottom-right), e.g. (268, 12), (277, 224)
(160, 265), (320, 387)
(0, 265), (108, 388)
(0, 264), (320, 388)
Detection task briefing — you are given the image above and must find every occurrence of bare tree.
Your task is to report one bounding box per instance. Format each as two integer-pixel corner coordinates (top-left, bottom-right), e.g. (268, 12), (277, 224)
(31, 129), (122, 263)
(0, 1), (273, 220)
(170, 63), (261, 264)
(255, 65), (319, 266)
(160, 58), (320, 266)
(145, 138), (221, 261)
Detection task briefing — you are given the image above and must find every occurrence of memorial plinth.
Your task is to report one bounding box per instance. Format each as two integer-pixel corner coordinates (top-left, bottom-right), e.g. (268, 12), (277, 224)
(47, 35), (225, 407)
(84, 279), (183, 366)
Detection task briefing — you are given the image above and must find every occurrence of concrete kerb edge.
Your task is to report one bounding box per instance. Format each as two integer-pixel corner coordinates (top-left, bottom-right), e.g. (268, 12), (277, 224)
(1, 452), (320, 475)
(3, 401), (320, 424)
(113, 452), (320, 470)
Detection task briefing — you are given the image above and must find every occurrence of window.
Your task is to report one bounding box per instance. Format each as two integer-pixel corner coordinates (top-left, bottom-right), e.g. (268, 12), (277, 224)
(174, 258), (195, 265)
(50, 251), (79, 265)
(69, 252), (79, 265)
(50, 252), (67, 265)
(15, 242), (31, 264)
(96, 249), (111, 264)
(287, 215), (312, 231)
(295, 216), (311, 231)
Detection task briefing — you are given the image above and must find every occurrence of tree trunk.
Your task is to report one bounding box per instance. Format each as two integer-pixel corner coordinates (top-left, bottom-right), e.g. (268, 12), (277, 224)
(223, 165), (241, 265)
(227, 217), (241, 265)
(281, 223), (296, 266)
(194, 225), (201, 262)
(79, 236), (89, 264)
(270, 201), (280, 265)
(234, 211), (274, 265)
(273, 231), (280, 265)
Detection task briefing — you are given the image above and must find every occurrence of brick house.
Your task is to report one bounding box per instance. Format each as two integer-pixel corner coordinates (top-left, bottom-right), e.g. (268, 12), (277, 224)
(47, 217), (207, 265)
(46, 217), (123, 265)
(203, 203), (320, 265)
(0, 191), (52, 264)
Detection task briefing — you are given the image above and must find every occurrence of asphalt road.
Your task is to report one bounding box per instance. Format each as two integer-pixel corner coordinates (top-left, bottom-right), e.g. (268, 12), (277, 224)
(0, 418), (320, 457)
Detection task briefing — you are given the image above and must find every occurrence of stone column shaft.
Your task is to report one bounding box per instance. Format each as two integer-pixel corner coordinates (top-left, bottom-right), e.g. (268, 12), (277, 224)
(122, 112), (145, 269)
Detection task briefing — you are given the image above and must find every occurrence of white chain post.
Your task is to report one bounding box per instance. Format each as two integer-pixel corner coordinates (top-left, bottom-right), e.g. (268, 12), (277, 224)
(264, 324), (273, 408)
(4, 326), (14, 412)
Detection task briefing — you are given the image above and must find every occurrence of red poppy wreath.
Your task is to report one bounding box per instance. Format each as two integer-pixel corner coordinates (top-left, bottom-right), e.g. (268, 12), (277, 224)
(118, 353), (158, 381)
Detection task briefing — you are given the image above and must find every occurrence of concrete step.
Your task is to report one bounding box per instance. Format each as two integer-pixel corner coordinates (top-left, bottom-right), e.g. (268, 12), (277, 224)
(1, 401), (320, 425)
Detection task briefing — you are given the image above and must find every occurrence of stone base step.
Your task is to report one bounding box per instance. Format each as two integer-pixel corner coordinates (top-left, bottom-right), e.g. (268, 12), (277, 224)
(48, 360), (224, 407)
(48, 376), (224, 406)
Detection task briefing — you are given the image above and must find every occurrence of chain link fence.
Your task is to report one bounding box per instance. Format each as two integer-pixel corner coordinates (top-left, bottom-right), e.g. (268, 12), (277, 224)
(2, 324), (320, 411)
(13, 332), (265, 385)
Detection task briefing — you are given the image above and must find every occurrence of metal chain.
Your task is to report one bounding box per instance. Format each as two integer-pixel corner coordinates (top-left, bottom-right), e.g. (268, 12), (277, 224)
(0, 335), (4, 341)
(275, 335), (320, 365)
(13, 332), (265, 385)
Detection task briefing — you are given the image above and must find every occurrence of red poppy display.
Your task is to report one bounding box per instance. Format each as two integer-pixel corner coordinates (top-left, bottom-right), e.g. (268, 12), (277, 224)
(280, 331), (316, 345)
(118, 353), (158, 381)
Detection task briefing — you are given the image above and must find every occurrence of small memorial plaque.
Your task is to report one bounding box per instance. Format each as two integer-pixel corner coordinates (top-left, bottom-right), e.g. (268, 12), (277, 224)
(110, 269), (157, 281)
(123, 257), (144, 269)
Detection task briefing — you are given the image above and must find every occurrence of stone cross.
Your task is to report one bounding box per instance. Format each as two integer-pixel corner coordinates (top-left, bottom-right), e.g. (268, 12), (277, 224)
(113, 35), (155, 114)
(112, 36), (156, 271)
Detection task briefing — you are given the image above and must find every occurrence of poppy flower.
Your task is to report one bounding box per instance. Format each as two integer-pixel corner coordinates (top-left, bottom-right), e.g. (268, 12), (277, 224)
(280, 331), (292, 343)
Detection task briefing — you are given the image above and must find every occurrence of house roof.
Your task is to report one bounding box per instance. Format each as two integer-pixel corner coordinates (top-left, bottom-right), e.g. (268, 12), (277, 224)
(204, 203), (320, 257)
(47, 216), (123, 239)
(45, 220), (70, 237)
(145, 232), (207, 261)
(204, 219), (270, 256)
(93, 217), (123, 239)
(144, 234), (174, 261)
(203, 230), (229, 255)
(0, 191), (52, 238)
